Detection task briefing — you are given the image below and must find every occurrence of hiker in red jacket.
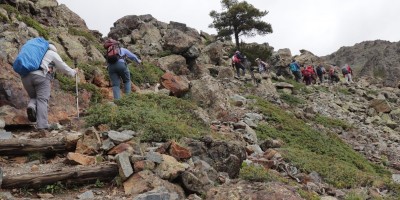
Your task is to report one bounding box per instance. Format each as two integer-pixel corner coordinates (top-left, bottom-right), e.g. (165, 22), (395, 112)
(302, 65), (315, 85)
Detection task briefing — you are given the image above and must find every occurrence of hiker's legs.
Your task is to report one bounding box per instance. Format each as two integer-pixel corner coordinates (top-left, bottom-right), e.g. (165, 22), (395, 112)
(109, 62), (131, 99)
(108, 64), (122, 99)
(345, 74), (350, 83)
(22, 75), (37, 110)
(119, 64), (131, 95)
(235, 63), (240, 77)
(34, 75), (51, 129)
(348, 74), (353, 82)
(240, 63), (246, 76)
(23, 74), (50, 129)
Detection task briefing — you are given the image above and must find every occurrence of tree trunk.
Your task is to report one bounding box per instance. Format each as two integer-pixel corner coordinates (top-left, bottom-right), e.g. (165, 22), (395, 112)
(1, 164), (118, 188)
(234, 30), (240, 51)
(0, 137), (77, 156)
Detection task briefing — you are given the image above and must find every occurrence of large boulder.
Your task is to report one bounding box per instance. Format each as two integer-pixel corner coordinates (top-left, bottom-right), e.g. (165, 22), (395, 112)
(190, 75), (233, 118)
(157, 55), (188, 75)
(162, 29), (197, 54)
(185, 138), (246, 178)
(160, 72), (190, 97)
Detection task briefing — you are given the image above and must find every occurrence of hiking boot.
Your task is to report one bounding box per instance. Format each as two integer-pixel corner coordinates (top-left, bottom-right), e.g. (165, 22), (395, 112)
(27, 106), (36, 122)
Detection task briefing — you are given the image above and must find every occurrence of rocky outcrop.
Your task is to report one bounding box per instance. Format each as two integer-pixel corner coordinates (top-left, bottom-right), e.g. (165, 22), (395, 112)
(323, 40), (400, 87)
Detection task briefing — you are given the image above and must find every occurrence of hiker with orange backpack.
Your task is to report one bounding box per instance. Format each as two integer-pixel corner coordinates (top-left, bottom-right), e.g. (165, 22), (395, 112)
(104, 38), (142, 99)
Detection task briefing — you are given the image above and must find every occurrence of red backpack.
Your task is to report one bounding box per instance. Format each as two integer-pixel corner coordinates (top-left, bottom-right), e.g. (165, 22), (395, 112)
(104, 39), (120, 64)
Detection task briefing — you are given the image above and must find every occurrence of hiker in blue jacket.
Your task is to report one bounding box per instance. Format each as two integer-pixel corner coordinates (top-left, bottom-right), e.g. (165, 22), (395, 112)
(289, 60), (302, 82)
(21, 44), (76, 131)
(104, 39), (142, 99)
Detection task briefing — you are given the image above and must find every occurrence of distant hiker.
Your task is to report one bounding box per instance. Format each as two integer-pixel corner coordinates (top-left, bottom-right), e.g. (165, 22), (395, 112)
(13, 38), (77, 130)
(289, 60), (301, 82)
(341, 64), (353, 83)
(104, 38), (142, 99)
(232, 51), (246, 77)
(255, 58), (269, 74)
(316, 64), (326, 83)
(302, 65), (315, 85)
(329, 65), (340, 83)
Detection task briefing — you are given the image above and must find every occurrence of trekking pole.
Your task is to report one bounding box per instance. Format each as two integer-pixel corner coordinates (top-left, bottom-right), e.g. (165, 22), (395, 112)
(74, 59), (79, 119)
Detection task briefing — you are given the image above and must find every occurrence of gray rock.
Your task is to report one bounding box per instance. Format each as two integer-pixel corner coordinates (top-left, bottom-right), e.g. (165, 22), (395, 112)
(393, 174), (400, 184)
(131, 155), (145, 163)
(116, 151), (133, 180)
(77, 190), (94, 199)
(0, 130), (12, 140)
(108, 130), (134, 144)
(243, 125), (258, 144)
(100, 138), (115, 151)
(133, 186), (179, 200)
(146, 152), (164, 164)
(230, 94), (247, 107)
(181, 160), (218, 194)
(0, 118), (5, 129)
(0, 192), (13, 200)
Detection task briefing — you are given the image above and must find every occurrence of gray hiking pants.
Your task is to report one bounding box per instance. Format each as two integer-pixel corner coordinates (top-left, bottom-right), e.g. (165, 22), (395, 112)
(22, 74), (51, 129)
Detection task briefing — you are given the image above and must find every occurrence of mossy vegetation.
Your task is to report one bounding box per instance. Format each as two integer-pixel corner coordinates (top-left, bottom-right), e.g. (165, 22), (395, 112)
(157, 50), (173, 57)
(68, 27), (97, 42)
(85, 93), (209, 142)
(279, 92), (305, 106)
(0, 4), (49, 38)
(68, 27), (103, 51)
(249, 96), (390, 188)
(129, 62), (164, 85)
(0, 12), (8, 22)
(18, 15), (49, 39)
(239, 162), (272, 182)
(314, 114), (352, 130)
(56, 74), (102, 104)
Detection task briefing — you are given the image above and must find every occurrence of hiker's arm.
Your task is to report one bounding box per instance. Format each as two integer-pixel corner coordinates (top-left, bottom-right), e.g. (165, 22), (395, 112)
(51, 52), (76, 77)
(121, 48), (141, 64)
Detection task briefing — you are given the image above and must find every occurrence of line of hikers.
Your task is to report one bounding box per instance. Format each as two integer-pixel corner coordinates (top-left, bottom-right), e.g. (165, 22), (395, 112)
(230, 51), (354, 86)
(289, 60), (354, 85)
(231, 50), (270, 78)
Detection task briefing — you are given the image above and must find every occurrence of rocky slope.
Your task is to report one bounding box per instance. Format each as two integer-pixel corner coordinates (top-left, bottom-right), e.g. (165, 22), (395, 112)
(1, 0), (400, 199)
(323, 40), (400, 87)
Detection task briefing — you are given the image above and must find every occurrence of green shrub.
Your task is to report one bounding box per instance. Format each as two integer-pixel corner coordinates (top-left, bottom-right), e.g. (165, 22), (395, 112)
(0, 4), (18, 15)
(239, 163), (271, 182)
(129, 62), (164, 85)
(158, 50), (173, 57)
(85, 93), (209, 142)
(338, 88), (351, 95)
(56, 74), (102, 104)
(279, 92), (305, 106)
(249, 96), (389, 188)
(314, 114), (351, 130)
(229, 42), (273, 66)
(0, 12), (8, 22)
(68, 27), (97, 42)
(40, 182), (65, 194)
(297, 189), (320, 200)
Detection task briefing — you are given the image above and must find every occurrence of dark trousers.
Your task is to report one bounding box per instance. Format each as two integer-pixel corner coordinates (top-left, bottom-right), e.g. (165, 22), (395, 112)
(235, 62), (245, 77)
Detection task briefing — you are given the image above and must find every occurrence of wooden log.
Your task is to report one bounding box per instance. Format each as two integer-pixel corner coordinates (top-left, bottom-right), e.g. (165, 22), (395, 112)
(0, 134), (80, 156)
(2, 164), (118, 188)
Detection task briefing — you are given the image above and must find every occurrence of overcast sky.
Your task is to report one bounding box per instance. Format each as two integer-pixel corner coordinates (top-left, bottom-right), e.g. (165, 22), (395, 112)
(56, 0), (400, 56)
